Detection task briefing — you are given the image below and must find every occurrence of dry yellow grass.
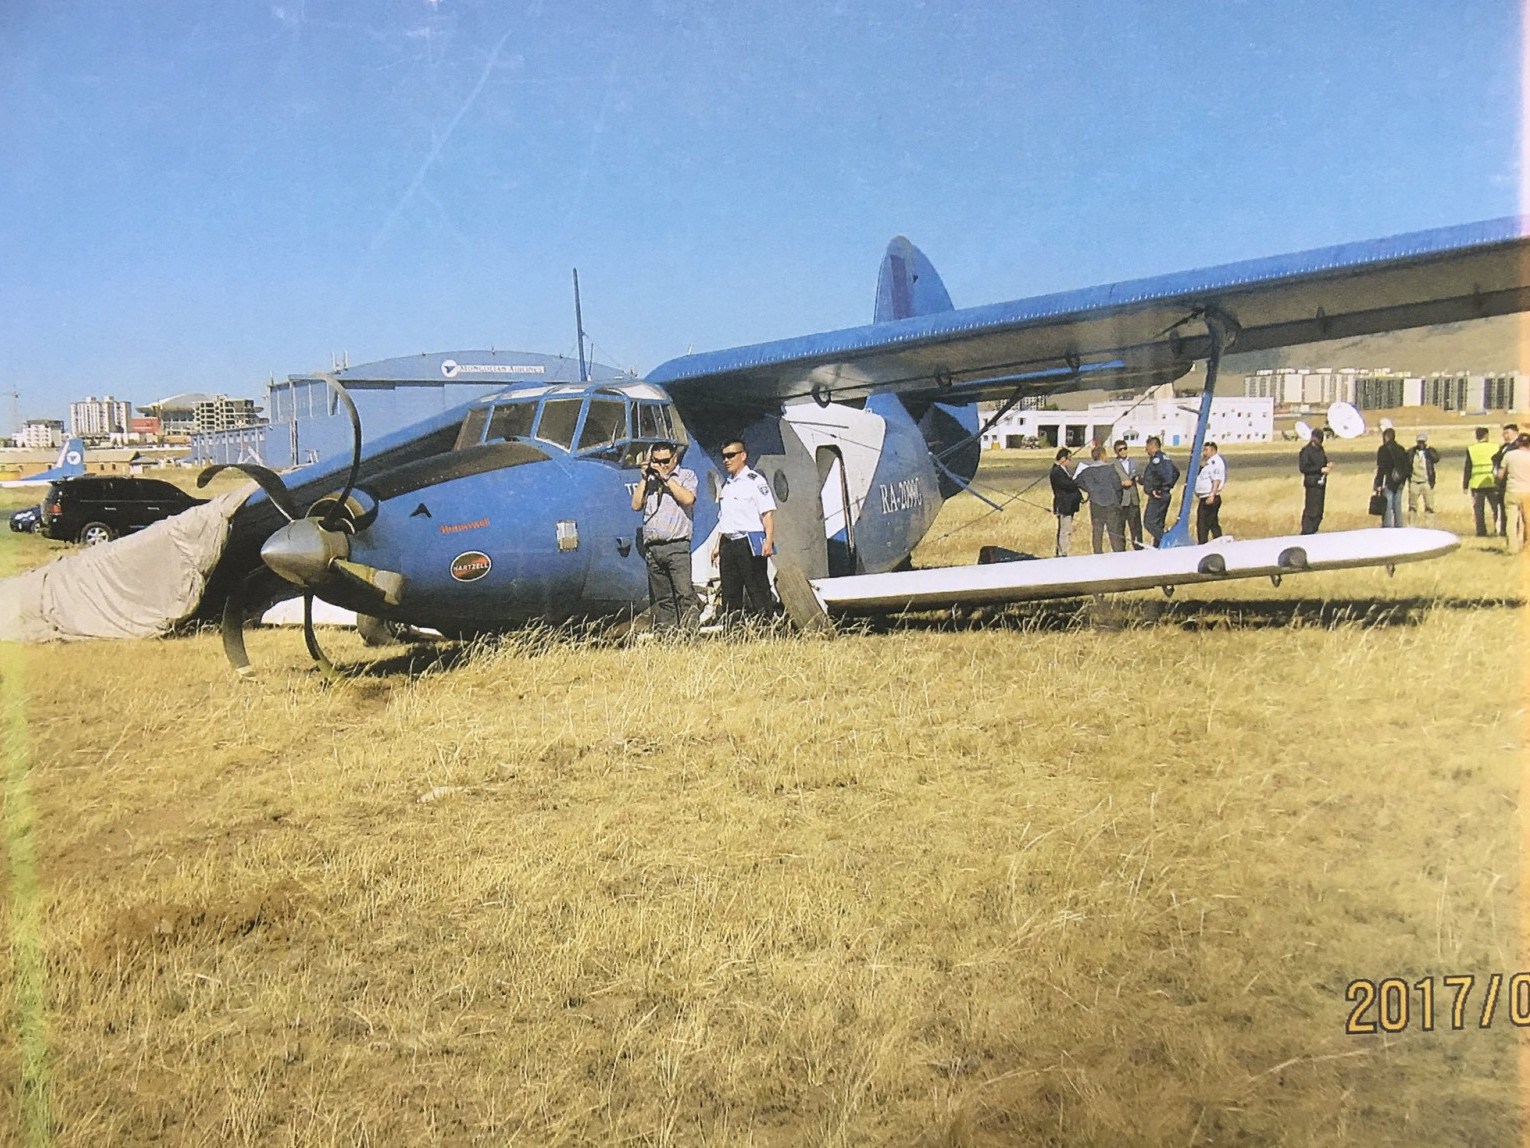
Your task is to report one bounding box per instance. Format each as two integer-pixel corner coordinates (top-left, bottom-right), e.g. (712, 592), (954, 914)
(0, 443), (1526, 1145)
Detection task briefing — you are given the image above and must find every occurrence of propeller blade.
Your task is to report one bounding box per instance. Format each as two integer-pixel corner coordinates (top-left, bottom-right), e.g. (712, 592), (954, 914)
(302, 593), (341, 681)
(221, 573), (256, 677)
(319, 378), (363, 533)
(198, 463), (301, 522)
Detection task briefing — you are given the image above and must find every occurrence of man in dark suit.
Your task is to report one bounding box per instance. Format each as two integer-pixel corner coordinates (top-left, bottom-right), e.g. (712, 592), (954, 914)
(1297, 428), (1333, 535)
(1049, 448), (1082, 557)
(1112, 440), (1143, 549)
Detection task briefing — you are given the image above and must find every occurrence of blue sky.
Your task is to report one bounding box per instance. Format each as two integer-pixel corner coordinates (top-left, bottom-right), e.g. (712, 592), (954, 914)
(0, 1), (1519, 422)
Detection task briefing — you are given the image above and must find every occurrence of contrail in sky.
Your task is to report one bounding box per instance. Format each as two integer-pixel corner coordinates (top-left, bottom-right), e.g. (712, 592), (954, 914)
(345, 23), (517, 306)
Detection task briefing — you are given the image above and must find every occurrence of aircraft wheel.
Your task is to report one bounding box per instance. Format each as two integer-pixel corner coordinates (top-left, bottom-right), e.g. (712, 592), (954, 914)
(77, 521), (115, 546)
(356, 613), (403, 647)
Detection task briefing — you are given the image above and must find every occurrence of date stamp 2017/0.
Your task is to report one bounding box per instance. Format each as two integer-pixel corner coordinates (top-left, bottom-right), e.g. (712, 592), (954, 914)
(1345, 975), (1530, 1034)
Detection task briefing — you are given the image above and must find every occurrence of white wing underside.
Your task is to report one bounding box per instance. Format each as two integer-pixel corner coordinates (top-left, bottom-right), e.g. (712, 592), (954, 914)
(809, 528), (1459, 613)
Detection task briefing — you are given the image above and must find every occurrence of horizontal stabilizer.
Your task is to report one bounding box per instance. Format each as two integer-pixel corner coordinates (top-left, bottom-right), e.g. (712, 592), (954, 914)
(809, 528), (1459, 613)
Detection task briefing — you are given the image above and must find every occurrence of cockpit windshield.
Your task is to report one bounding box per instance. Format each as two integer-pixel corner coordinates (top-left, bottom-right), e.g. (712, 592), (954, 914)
(454, 386), (686, 462)
(578, 398), (627, 453)
(486, 402), (536, 442)
(534, 399), (583, 450)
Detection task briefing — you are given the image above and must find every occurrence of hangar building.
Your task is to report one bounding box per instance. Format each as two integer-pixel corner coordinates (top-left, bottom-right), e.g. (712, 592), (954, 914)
(192, 350), (631, 468)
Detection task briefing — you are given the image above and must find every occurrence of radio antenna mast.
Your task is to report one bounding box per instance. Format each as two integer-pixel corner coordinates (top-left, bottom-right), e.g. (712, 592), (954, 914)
(572, 269), (589, 383)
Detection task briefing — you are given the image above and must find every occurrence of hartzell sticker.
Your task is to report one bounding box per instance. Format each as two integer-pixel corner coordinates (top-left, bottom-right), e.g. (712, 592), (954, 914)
(450, 551), (492, 582)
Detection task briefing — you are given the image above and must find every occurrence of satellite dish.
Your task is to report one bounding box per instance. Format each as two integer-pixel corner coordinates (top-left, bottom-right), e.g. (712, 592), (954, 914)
(1327, 402), (1366, 439)
(1294, 420), (1313, 440)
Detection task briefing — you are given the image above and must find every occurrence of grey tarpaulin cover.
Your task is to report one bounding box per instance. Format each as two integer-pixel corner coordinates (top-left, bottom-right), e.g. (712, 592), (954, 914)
(0, 486), (254, 642)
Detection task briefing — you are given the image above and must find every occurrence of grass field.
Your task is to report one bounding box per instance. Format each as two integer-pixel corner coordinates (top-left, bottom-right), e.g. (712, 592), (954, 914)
(1, 436), (1526, 1145)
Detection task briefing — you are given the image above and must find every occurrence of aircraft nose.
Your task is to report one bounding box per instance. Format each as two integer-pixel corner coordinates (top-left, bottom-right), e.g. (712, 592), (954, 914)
(261, 518), (350, 586)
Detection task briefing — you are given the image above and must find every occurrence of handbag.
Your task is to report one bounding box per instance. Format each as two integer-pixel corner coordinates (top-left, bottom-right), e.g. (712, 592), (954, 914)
(1368, 491), (1388, 517)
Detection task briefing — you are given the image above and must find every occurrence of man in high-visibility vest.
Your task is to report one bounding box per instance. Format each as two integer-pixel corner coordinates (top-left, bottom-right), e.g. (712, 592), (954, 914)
(1463, 426), (1500, 537)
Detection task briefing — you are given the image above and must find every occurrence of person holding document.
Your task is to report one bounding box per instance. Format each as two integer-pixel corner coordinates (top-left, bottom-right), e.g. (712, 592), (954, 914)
(712, 438), (777, 622)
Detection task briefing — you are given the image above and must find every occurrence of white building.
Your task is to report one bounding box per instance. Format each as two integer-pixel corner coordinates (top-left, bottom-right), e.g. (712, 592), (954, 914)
(1423, 371), (1529, 413)
(1242, 367), (1416, 410)
(69, 395), (132, 438)
(144, 392), (263, 435)
(981, 395), (1273, 450)
(18, 418), (65, 449)
(1245, 367), (1527, 413)
(193, 395), (261, 433)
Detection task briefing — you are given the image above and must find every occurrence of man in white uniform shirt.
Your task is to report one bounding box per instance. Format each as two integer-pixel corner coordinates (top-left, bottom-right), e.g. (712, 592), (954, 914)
(1194, 441), (1227, 543)
(712, 439), (777, 621)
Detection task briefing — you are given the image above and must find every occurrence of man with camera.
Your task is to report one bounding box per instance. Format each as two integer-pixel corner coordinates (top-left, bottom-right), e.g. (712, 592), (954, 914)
(630, 443), (700, 633)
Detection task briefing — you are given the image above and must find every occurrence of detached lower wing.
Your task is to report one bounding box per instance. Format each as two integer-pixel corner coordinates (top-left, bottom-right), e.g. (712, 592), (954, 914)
(811, 529), (1459, 615)
(648, 218), (1530, 407)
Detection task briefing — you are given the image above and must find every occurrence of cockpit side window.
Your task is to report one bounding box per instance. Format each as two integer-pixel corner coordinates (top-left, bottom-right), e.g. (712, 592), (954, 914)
(486, 402), (537, 442)
(636, 402), (682, 443)
(577, 398), (628, 452)
(617, 401), (686, 466)
(454, 407), (490, 450)
(535, 399), (583, 451)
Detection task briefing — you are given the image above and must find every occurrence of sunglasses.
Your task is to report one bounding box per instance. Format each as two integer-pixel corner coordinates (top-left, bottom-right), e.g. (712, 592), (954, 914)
(722, 449), (744, 459)
(650, 456), (674, 465)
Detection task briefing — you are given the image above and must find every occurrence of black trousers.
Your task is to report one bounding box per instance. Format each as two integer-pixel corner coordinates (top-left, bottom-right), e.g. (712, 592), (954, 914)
(1143, 493), (1170, 545)
(1471, 488), (1502, 537)
(644, 539), (699, 631)
(1300, 485), (1325, 535)
(718, 535), (775, 619)
(1089, 506), (1125, 553)
(1121, 501), (1143, 548)
(1196, 494), (1222, 543)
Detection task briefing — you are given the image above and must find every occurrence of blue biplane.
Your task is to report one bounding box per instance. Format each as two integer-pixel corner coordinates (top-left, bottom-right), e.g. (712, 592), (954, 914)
(199, 217), (1530, 673)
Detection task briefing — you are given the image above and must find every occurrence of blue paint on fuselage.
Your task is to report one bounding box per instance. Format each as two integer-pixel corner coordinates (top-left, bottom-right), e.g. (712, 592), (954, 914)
(850, 394), (945, 573)
(237, 377), (954, 629)
(326, 389), (724, 628)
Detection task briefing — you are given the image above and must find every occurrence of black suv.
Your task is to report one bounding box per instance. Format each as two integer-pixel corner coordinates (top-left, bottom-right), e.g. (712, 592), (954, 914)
(40, 476), (207, 545)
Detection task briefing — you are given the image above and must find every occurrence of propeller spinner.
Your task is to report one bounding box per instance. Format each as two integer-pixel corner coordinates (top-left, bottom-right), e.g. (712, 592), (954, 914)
(199, 378), (405, 677)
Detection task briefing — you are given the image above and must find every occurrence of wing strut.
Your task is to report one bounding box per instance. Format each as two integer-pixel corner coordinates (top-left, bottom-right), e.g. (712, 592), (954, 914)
(1161, 309), (1238, 549)
(925, 381), (1034, 512)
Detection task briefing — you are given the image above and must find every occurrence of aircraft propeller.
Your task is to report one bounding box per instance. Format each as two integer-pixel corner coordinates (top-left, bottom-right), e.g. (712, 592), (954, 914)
(198, 379), (405, 678)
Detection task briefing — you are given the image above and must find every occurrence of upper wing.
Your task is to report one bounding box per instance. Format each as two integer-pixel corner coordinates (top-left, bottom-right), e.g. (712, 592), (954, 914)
(648, 217), (1530, 407)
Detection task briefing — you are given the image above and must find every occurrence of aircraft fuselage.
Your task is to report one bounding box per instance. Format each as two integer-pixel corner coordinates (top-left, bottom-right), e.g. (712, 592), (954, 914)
(265, 381), (970, 632)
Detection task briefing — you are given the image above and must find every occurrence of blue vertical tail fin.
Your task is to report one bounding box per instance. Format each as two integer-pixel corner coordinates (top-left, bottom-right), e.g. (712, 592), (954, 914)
(2, 437), (88, 486)
(874, 236), (954, 323)
(53, 438), (86, 478)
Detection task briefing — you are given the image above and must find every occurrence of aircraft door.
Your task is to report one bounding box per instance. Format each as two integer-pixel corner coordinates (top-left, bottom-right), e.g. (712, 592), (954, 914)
(751, 421), (829, 585)
(816, 446), (856, 577)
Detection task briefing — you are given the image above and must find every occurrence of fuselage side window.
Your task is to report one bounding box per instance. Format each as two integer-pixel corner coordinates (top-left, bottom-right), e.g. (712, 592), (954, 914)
(535, 398), (584, 451)
(486, 402), (537, 442)
(577, 398), (629, 452)
(454, 407), (490, 450)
